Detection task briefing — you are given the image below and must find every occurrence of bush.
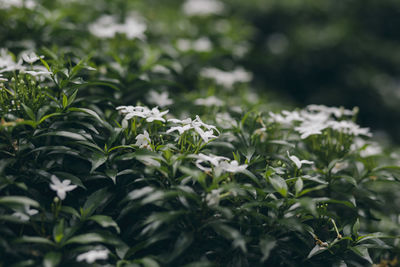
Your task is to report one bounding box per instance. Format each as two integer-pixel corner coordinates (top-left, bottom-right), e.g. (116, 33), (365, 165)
(0, 0), (399, 266)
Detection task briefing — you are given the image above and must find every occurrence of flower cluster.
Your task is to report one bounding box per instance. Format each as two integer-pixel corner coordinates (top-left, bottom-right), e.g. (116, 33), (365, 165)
(200, 67), (253, 89)
(167, 115), (219, 142)
(116, 105), (169, 122)
(195, 153), (248, 173)
(89, 14), (146, 40)
(269, 105), (371, 139)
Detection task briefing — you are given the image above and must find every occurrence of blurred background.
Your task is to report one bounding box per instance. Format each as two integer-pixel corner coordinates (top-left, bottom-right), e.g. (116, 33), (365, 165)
(231, 0), (400, 143)
(1, 0), (400, 142)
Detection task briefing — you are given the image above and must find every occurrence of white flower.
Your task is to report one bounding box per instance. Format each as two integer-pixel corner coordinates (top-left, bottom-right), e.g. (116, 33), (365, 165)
(11, 205), (38, 222)
(146, 107), (169, 122)
(206, 189), (222, 206)
(295, 121), (327, 139)
(307, 104), (354, 118)
(116, 105), (168, 123)
(268, 110), (303, 125)
(219, 160), (248, 173)
(167, 115), (219, 142)
(21, 51), (43, 64)
(182, 0), (224, 16)
(195, 153), (247, 173)
(216, 112), (237, 129)
(49, 175), (77, 200)
(177, 37), (213, 52)
(0, 0), (36, 9)
(76, 249), (109, 264)
(0, 49), (25, 73)
(287, 151), (313, 169)
(200, 67), (252, 89)
(147, 90), (173, 108)
(194, 96), (224, 107)
(136, 130), (152, 150)
(89, 14), (146, 40)
(195, 153), (229, 171)
(327, 121), (372, 137)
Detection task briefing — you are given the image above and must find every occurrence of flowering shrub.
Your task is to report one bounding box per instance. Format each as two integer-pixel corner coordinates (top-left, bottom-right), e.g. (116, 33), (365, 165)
(0, 0), (399, 266)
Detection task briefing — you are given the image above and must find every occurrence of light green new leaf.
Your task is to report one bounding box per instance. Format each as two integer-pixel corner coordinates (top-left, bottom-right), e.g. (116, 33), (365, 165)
(269, 175), (288, 197)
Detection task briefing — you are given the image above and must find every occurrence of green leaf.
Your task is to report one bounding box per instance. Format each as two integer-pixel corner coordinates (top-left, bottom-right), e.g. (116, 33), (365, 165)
(88, 215), (120, 234)
(352, 218), (360, 236)
(0, 196), (39, 208)
(38, 112), (62, 125)
(53, 219), (64, 243)
(64, 232), (121, 246)
(105, 169), (118, 184)
(40, 57), (51, 71)
(356, 232), (395, 244)
(67, 89), (78, 106)
(43, 252), (62, 267)
(37, 131), (88, 141)
(14, 236), (55, 246)
(90, 152), (107, 173)
(269, 175), (288, 197)
(21, 103), (35, 121)
(350, 245), (372, 264)
(307, 244), (328, 259)
(62, 93), (68, 108)
(82, 188), (110, 217)
(295, 177), (303, 196)
(259, 236), (276, 262)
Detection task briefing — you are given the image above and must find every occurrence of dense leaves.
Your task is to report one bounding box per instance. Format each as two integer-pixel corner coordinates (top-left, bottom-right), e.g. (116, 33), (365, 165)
(0, 0), (399, 266)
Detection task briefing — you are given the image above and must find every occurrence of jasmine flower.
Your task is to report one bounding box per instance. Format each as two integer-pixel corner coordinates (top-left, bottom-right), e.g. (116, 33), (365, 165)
(49, 175), (77, 200)
(147, 90), (173, 108)
(116, 105), (168, 122)
(89, 14), (146, 40)
(194, 96), (224, 107)
(219, 160), (248, 173)
(136, 130), (152, 150)
(287, 151), (313, 169)
(200, 67), (252, 89)
(182, 0), (224, 16)
(11, 205), (38, 222)
(21, 51), (43, 64)
(167, 115), (219, 142)
(76, 249), (109, 264)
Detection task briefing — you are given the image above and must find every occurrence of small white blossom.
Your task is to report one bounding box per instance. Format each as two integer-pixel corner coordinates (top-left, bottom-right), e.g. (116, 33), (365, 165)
(89, 14), (146, 40)
(167, 115), (219, 142)
(177, 37), (213, 52)
(136, 130), (152, 150)
(295, 122), (327, 139)
(147, 90), (173, 108)
(0, 49), (25, 73)
(200, 67), (252, 89)
(182, 0), (224, 16)
(206, 189), (222, 207)
(195, 153), (247, 173)
(11, 205), (38, 222)
(21, 51), (43, 64)
(287, 151), (313, 169)
(116, 105), (168, 122)
(195, 153), (229, 172)
(194, 96), (224, 107)
(0, 0), (36, 9)
(76, 249), (109, 264)
(49, 175), (77, 200)
(216, 112), (237, 129)
(219, 160), (248, 173)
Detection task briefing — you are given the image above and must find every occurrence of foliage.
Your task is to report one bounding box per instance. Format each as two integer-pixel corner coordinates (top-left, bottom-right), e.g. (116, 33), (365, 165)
(0, 0), (399, 266)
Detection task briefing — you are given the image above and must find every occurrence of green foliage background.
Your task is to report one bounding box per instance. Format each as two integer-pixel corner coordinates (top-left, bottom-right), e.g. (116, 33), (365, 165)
(0, 0), (399, 266)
